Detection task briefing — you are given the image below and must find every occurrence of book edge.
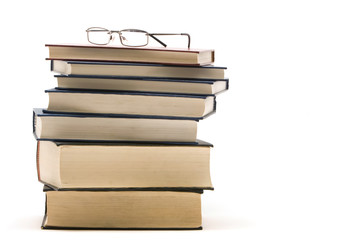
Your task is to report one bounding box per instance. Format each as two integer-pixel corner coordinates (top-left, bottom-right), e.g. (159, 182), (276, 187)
(41, 182), (212, 192)
(45, 88), (214, 98)
(41, 223), (203, 230)
(45, 43), (213, 54)
(55, 74), (229, 83)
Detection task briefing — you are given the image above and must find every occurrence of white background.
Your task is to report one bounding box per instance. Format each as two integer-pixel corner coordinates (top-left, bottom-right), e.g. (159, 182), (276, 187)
(1, 0), (360, 239)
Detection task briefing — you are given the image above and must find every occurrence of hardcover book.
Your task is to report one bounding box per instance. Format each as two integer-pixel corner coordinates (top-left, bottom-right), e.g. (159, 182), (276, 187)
(37, 140), (213, 190)
(46, 43), (214, 66)
(33, 108), (199, 142)
(45, 88), (216, 118)
(51, 60), (226, 79)
(42, 186), (203, 230)
(55, 75), (229, 95)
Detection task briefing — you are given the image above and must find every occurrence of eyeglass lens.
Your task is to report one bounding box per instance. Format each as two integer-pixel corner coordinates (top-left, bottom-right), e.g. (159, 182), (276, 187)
(120, 30), (149, 47)
(87, 28), (111, 45)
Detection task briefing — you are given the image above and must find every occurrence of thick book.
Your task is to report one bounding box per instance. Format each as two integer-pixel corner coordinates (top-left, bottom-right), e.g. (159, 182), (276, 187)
(45, 88), (216, 118)
(33, 108), (199, 142)
(42, 187), (203, 230)
(51, 60), (226, 79)
(37, 140), (213, 190)
(55, 75), (229, 95)
(46, 43), (214, 66)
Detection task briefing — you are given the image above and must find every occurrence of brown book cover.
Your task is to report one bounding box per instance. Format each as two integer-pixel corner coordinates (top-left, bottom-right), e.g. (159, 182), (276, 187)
(45, 43), (215, 66)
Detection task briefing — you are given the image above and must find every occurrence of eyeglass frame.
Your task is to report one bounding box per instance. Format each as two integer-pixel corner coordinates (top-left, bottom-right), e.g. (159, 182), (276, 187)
(86, 27), (191, 48)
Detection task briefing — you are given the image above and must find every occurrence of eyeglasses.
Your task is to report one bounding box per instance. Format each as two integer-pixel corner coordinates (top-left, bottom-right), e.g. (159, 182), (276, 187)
(86, 27), (191, 48)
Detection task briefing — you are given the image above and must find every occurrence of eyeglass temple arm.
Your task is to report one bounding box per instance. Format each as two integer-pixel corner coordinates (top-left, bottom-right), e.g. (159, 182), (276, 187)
(149, 33), (191, 48)
(148, 34), (167, 47)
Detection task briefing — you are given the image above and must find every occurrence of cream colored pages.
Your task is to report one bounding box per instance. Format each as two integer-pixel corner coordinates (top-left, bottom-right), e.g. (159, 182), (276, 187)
(45, 191), (202, 229)
(58, 145), (212, 188)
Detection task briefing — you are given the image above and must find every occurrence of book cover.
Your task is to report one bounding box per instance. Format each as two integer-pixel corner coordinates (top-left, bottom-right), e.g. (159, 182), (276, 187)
(33, 108), (201, 143)
(36, 140), (214, 191)
(46, 43), (215, 66)
(50, 60), (227, 79)
(55, 75), (229, 95)
(45, 88), (217, 118)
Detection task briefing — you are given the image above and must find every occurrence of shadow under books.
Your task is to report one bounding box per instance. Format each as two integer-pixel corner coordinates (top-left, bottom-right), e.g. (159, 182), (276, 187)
(203, 215), (254, 231)
(10, 215), (44, 230)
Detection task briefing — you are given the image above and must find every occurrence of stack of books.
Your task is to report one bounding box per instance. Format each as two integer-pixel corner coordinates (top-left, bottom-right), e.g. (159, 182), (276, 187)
(33, 43), (228, 230)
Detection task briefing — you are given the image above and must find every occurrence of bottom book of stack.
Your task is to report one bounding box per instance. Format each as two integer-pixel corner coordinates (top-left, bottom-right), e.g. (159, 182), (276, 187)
(42, 186), (203, 230)
(37, 140), (213, 230)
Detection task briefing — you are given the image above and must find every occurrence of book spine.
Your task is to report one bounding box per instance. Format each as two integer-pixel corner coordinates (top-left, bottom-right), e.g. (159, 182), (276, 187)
(41, 196), (48, 229)
(36, 141), (41, 182)
(213, 96), (217, 112)
(32, 110), (40, 140)
(32, 110), (36, 133)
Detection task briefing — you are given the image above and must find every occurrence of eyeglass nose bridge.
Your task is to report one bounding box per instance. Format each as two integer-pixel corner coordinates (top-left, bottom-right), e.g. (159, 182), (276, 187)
(106, 33), (114, 43)
(108, 31), (123, 43)
(106, 31), (127, 44)
(106, 30), (117, 39)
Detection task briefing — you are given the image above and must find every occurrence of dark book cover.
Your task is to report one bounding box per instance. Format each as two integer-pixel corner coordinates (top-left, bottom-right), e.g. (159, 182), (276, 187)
(43, 139), (213, 147)
(34, 107), (208, 121)
(45, 87), (216, 98)
(55, 74), (228, 82)
(42, 184), (206, 193)
(41, 223), (203, 230)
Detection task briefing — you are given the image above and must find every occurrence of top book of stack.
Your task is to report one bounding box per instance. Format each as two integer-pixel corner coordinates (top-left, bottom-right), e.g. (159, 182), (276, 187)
(46, 44), (215, 66)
